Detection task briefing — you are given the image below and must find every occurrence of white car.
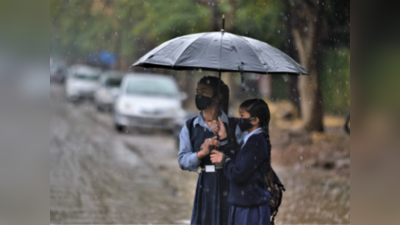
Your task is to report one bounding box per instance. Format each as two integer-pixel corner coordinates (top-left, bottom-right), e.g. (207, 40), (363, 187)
(94, 71), (124, 111)
(66, 65), (101, 101)
(113, 73), (187, 133)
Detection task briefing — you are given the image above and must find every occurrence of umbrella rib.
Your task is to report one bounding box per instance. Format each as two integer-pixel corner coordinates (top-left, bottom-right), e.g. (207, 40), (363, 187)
(160, 36), (191, 66)
(228, 34), (263, 72)
(241, 36), (306, 75)
(173, 32), (210, 67)
(218, 32), (224, 71)
(276, 49), (307, 75)
(191, 32), (218, 70)
(236, 35), (271, 73)
(225, 33), (243, 68)
(133, 37), (177, 67)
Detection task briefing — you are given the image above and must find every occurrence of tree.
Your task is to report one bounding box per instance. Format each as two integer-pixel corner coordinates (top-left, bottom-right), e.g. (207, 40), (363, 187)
(291, 0), (324, 132)
(285, 0), (349, 132)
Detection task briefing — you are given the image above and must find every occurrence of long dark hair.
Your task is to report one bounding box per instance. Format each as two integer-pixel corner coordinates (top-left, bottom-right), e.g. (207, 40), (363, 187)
(239, 98), (272, 166)
(198, 76), (230, 115)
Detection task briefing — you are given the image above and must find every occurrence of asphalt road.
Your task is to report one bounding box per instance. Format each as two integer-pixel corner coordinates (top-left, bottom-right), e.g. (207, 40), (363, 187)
(50, 85), (192, 224)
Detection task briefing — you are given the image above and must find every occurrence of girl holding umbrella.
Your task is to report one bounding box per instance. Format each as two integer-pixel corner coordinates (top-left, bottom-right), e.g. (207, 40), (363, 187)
(178, 76), (238, 225)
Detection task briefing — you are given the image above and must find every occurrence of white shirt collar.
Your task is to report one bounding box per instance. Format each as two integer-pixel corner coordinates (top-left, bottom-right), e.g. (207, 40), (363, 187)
(193, 110), (229, 130)
(242, 128), (263, 148)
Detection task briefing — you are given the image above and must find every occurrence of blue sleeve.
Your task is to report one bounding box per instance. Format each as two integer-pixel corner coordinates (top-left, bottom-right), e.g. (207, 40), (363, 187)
(223, 140), (268, 184)
(219, 138), (237, 160)
(178, 124), (201, 172)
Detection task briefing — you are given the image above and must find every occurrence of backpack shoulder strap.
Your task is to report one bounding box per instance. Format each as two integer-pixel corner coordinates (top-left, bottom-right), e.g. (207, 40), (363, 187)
(185, 116), (197, 151)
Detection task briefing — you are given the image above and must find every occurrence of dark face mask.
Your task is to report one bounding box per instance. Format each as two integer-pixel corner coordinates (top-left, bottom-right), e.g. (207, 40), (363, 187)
(237, 117), (255, 132)
(195, 94), (213, 111)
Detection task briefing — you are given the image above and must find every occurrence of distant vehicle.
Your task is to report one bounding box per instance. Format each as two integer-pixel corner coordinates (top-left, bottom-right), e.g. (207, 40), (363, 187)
(50, 58), (68, 84)
(66, 65), (101, 101)
(94, 71), (124, 112)
(113, 73), (187, 133)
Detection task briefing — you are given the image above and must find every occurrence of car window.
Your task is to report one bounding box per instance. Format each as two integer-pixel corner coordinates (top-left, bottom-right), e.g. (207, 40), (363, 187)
(126, 78), (178, 98)
(105, 78), (122, 88)
(74, 73), (99, 81)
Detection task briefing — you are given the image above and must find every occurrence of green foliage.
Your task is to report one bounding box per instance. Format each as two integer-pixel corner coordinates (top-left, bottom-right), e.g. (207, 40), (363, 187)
(320, 49), (350, 115)
(232, 0), (287, 48)
(50, 0), (350, 114)
(132, 1), (210, 43)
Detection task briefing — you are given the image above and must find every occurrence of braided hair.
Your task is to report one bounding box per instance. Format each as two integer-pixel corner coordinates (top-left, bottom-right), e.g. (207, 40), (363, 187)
(198, 76), (230, 115)
(239, 98), (272, 167)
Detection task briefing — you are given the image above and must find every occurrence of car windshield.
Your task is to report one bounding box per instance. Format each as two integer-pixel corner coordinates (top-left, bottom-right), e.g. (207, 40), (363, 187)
(126, 78), (178, 98)
(105, 78), (122, 88)
(74, 72), (99, 81)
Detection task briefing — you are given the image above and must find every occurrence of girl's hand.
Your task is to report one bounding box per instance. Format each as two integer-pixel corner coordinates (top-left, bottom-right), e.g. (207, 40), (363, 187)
(197, 143), (210, 159)
(210, 150), (224, 164)
(198, 137), (219, 159)
(203, 136), (219, 149)
(212, 120), (219, 134)
(217, 117), (227, 139)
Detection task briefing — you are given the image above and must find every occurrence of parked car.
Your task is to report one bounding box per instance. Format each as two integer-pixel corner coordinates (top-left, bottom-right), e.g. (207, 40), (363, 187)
(94, 71), (124, 112)
(113, 73), (187, 133)
(65, 65), (101, 101)
(50, 58), (68, 84)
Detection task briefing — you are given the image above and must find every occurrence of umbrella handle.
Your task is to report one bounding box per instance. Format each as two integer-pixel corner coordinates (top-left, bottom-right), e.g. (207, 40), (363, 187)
(222, 15), (225, 31)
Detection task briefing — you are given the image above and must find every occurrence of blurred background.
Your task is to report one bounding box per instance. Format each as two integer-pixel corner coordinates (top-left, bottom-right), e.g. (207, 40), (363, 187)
(48, 0), (350, 224)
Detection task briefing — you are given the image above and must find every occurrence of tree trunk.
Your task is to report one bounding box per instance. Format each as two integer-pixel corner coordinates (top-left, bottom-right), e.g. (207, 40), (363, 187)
(289, 0), (324, 132)
(211, 0), (220, 31)
(284, 5), (301, 113)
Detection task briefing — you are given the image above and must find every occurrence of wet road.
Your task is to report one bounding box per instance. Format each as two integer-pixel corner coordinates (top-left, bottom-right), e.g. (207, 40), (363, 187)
(50, 85), (350, 224)
(50, 86), (191, 224)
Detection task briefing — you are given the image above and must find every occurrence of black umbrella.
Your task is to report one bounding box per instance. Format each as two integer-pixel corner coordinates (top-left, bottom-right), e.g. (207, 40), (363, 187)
(133, 32), (309, 75)
(132, 17), (310, 118)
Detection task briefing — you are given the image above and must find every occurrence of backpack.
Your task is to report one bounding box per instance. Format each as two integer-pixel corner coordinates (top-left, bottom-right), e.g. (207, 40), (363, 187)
(263, 167), (285, 225)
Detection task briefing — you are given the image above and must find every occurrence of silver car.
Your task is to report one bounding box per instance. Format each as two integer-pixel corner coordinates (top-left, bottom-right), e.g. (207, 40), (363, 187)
(66, 65), (101, 101)
(94, 71), (123, 111)
(113, 73), (187, 133)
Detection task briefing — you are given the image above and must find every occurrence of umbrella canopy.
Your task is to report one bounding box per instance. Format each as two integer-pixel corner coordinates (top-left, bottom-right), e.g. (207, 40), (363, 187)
(132, 31), (309, 75)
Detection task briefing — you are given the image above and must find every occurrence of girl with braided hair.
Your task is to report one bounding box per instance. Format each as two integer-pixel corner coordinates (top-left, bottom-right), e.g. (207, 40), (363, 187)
(210, 98), (273, 225)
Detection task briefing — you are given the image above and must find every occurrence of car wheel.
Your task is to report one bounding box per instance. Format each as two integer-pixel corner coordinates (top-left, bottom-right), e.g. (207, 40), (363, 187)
(115, 123), (125, 133)
(67, 95), (77, 103)
(96, 104), (104, 112)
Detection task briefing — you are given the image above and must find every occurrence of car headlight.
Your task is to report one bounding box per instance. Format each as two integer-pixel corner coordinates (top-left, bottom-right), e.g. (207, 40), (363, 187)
(98, 90), (111, 101)
(117, 100), (132, 114)
(67, 84), (79, 93)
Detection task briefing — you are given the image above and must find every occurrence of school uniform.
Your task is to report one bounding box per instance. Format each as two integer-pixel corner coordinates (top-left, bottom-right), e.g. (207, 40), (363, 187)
(220, 128), (271, 225)
(178, 111), (246, 225)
